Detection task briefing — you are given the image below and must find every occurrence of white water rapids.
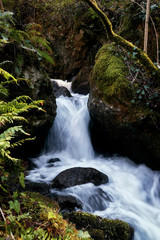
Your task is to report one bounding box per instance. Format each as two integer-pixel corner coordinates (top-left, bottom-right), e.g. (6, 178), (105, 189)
(27, 89), (160, 240)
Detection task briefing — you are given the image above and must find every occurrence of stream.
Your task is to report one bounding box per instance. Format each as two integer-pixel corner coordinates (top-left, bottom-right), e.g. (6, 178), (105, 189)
(27, 83), (160, 240)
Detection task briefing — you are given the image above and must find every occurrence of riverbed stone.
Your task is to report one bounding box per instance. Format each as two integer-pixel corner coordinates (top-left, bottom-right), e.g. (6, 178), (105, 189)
(51, 167), (109, 189)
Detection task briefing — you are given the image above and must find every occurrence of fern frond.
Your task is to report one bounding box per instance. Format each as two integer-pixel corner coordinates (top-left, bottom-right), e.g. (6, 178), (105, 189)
(0, 84), (8, 97)
(0, 126), (26, 142)
(37, 49), (54, 64)
(0, 125), (32, 162)
(0, 68), (17, 82)
(10, 137), (36, 149)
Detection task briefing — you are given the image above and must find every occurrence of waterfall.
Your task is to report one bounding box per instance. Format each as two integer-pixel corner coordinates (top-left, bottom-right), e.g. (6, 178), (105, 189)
(27, 92), (160, 240)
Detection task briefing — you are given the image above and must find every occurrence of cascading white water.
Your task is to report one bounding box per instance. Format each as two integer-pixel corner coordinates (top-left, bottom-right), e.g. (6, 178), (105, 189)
(27, 91), (160, 240)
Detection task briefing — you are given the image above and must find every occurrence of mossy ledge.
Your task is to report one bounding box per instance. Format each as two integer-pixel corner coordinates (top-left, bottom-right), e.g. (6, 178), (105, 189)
(64, 211), (134, 240)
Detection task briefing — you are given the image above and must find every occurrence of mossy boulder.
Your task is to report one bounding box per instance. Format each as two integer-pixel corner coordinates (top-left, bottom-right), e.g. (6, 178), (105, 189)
(88, 44), (160, 170)
(64, 211), (134, 240)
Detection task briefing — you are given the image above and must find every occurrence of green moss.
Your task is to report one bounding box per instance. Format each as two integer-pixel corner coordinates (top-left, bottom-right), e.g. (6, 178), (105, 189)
(91, 44), (133, 102)
(64, 211), (134, 240)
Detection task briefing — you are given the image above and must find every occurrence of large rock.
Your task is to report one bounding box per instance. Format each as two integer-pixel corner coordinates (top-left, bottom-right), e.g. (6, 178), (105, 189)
(52, 167), (109, 189)
(88, 44), (160, 170)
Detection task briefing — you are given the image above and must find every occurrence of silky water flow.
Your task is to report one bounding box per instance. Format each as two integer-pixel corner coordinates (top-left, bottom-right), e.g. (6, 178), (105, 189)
(27, 87), (160, 240)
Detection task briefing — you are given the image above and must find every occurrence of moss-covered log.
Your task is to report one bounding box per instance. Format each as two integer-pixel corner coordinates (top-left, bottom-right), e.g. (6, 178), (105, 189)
(83, 0), (160, 78)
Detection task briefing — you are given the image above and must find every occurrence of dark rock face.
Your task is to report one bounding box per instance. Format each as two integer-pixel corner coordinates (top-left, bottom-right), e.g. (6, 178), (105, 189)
(52, 167), (109, 189)
(88, 88), (160, 171)
(63, 211), (134, 240)
(53, 195), (82, 212)
(52, 80), (71, 98)
(71, 62), (91, 95)
(17, 67), (57, 158)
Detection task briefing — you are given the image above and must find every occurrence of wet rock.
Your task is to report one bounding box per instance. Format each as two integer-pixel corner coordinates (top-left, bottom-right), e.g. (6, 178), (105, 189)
(53, 195), (82, 212)
(52, 80), (71, 98)
(52, 167), (109, 189)
(71, 62), (91, 95)
(88, 188), (112, 211)
(24, 181), (51, 196)
(48, 158), (61, 164)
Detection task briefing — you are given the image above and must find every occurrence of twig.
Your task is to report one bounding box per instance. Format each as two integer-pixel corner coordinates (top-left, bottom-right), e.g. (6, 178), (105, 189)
(35, 220), (49, 230)
(131, 0), (159, 67)
(0, 207), (15, 240)
(131, 70), (139, 84)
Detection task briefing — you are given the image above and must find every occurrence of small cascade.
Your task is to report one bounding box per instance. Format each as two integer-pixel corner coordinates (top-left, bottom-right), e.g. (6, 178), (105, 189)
(27, 82), (160, 240)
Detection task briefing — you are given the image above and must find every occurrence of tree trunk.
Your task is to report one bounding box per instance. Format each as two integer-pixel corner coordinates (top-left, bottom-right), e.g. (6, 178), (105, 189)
(0, 0), (4, 13)
(83, 0), (160, 78)
(144, 0), (151, 53)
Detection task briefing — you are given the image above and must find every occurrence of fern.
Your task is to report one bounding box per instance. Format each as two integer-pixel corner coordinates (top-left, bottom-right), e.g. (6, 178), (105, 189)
(0, 67), (17, 82)
(0, 68), (44, 163)
(0, 126), (29, 162)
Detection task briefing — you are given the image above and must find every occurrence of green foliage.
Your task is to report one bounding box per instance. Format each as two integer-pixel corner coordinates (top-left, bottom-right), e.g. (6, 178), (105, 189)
(0, 192), (88, 239)
(9, 199), (20, 214)
(0, 10), (54, 74)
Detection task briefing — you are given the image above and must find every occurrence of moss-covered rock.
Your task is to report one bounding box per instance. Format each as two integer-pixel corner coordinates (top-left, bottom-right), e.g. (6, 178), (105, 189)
(88, 44), (160, 170)
(64, 211), (134, 240)
(90, 44), (134, 102)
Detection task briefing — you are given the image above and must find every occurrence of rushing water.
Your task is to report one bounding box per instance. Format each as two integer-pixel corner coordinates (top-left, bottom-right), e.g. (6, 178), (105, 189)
(27, 89), (160, 240)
